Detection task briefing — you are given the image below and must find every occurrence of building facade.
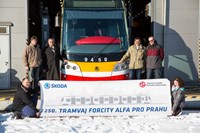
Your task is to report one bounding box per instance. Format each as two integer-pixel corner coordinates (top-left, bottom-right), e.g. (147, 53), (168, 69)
(0, 0), (28, 89)
(151, 0), (200, 85)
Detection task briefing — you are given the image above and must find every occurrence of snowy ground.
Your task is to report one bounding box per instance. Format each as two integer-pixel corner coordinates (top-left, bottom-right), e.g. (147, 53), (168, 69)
(1, 111), (200, 133)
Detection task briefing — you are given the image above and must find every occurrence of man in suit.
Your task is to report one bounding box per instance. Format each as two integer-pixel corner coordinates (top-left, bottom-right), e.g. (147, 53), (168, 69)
(42, 38), (68, 80)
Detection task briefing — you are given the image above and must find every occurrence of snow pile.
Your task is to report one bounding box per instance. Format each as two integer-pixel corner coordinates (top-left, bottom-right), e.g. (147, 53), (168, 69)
(1, 111), (200, 133)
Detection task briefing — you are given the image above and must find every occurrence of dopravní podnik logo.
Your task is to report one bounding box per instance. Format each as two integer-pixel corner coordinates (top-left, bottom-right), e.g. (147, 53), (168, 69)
(44, 82), (67, 89)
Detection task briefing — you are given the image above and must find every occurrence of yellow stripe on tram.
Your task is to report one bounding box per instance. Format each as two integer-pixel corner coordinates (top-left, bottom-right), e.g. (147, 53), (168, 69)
(75, 62), (117, 72)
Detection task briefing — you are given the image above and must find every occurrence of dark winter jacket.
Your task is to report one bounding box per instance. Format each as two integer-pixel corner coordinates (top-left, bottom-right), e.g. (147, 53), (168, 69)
(12, 85), (36, 112)
(42, 46), (65, 80)
(172, 87), (185, 112)
(146, 42), (164, 69)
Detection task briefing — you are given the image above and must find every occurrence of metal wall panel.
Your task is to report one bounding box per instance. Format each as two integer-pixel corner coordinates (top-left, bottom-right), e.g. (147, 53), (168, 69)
(0, 0), (28, 86)
(152, 0), (199, 85)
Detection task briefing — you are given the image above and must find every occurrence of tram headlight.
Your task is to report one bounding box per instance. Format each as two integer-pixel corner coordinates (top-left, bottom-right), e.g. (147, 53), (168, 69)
(64, 62), (80, 71)
(114, 61), (128, 71)
(115, 66), (120, 71)
(66, 65), (71, 69)
(72, 66), (77, 70)
(121, 64), (127, 69)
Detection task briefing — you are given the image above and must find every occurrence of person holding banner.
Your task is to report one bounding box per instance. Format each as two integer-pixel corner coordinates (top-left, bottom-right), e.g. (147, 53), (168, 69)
(146, 36), (164, 79)
(171, 77), (185, 116)
(42, 38), (68, 80)
(12, 78), (40, 119)
(118, 37), (145, 79)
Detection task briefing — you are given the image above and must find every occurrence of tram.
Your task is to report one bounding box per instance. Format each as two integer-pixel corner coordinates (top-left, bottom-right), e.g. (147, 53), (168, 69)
(60, 0), (130, 80)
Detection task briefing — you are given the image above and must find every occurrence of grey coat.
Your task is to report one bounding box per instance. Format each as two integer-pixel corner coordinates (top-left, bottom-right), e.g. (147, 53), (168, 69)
(172, 87), (185, 112)
(42, 46), (65, 80)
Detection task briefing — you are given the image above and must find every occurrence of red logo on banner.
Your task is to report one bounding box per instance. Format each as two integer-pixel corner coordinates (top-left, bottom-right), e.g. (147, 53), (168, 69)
(139, 81), (146, 88)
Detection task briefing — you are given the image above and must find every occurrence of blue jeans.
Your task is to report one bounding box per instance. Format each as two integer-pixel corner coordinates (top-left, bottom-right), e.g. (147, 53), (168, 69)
(28, 67), (39, 90)
(129, 69), (142, 79)
(31, 94), (38, 108)
(21, 94), (38, 117)
(146, 68), (162, 79)
(21, 105), (36, 117)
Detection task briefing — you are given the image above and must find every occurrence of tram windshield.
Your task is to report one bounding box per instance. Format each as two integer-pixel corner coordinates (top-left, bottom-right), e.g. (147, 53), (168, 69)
(62, 10), (129, 54)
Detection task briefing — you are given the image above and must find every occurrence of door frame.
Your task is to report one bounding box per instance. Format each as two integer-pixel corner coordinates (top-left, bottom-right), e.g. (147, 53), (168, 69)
(0, 22), (12, 89)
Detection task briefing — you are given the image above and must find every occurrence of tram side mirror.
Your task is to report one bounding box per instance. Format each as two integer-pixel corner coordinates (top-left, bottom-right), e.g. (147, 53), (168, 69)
(128, 16), (134, 27)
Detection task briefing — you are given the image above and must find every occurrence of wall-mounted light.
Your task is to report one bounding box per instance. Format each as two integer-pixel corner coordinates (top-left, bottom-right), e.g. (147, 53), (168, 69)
(55, 12), (61, 27)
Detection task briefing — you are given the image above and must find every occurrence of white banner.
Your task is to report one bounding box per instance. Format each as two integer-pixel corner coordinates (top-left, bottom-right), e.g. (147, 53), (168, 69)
(39, 79), (172, 117)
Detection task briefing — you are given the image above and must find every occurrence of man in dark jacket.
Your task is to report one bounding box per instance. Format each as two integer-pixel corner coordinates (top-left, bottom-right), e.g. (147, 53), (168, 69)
(12, 78), (39, 118)
(42, 38), (68, 80)
(146, 36), (164, 79)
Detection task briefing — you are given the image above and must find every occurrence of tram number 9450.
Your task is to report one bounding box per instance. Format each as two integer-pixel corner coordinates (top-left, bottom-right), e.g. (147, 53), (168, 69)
(84, 57), (108, 62)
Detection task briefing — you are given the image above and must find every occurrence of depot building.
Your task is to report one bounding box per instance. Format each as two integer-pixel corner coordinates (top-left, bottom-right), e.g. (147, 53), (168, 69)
(0, 0), (200, 89)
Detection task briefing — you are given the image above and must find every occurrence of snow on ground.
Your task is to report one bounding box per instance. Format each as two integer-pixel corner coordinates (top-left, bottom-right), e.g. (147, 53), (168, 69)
(1, 111), (200, 133)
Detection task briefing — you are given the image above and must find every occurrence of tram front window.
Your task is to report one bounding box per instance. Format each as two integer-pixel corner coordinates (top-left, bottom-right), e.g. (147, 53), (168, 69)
(63, 18), (128, 54)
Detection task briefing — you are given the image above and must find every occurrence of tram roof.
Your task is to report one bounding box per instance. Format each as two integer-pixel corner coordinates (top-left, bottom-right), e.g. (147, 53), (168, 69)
(64, 0), (123, 9)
